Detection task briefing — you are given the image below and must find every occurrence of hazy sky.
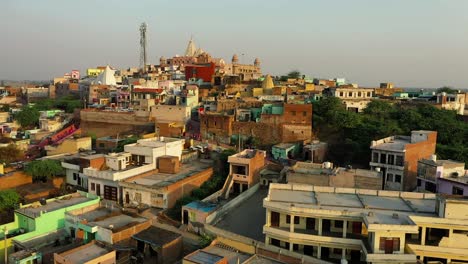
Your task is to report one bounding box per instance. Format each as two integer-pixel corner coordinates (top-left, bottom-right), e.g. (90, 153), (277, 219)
(1, 0), (468, 88)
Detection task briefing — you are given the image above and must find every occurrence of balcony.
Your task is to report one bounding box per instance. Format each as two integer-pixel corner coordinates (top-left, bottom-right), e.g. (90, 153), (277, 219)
(83, 163), (155, 181)
(232, 173), (249, 182)
(369, 162), (404, 171)
(264, 225), (367, 251)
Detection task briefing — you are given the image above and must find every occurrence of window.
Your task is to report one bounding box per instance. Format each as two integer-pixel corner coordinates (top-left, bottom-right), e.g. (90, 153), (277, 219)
(358, 92), (362, 97)
(91, 183), (95, 191)
(396, 155), (404, 166)
(292, 111), (296, 116)
(135, 193), (142, 203)
(395, 175), (402, 183)
(286, 215), (299, 224)
(417, 179), (421, 186)
(372, 152), (379, 163)
(380, 153), (387, 164)
(388, 155), (395, 165)
(302, 111), (307, 117)
(73, 173), (78, 181)
(271, 238), (280, 247)
(348, 92), (353, 97)
(340, 92), (344, 97)
(387, 174), (394, 182)
(334, 220), (344, 228)
(99, 143), (105, 148)
(453, 186), (464, 195)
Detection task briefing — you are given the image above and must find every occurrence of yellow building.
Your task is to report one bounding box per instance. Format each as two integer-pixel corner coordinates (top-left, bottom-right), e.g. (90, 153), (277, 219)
(264, 183), (468, 264)
(86, 68), (105, 77)
(45, 136), (91, 156)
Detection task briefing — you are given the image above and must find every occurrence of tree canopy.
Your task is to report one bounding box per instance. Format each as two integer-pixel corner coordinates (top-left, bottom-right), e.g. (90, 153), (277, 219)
(0, 144), (24, 165)
(436, 86), (458, 94)
(15, 106), (40, 129)
(0, 189), (20, 211)
(25, 159), (64, 182)
(313, 97), (468, 166)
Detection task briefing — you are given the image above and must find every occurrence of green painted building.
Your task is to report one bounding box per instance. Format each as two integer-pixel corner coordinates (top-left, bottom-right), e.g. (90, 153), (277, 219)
(272, 143), (300, 160)
(0, 191), (100, 262)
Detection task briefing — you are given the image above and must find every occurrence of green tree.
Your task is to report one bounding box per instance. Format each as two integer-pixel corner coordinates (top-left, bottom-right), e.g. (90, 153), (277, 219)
(1, 104), (10, 112)
(0, 144), (24, 165)
(25, 159), (64, 182)
(287, 70), (302, 79)
(0, 189), (20, 211)
(15, 106), (40, 128)
(436, 86), (458, 94)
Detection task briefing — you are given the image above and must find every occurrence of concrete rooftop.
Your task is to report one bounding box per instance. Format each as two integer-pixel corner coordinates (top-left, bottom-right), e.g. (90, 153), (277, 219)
(267, 184), (438, 225)
(125, 160), (212, 188)
(61, 243), (112, 263)
(16, 193), (94, 219)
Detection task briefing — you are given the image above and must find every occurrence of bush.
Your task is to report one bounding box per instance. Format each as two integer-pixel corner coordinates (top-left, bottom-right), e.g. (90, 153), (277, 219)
(25, 159), (64, 182)
(0, 189), (20, 211)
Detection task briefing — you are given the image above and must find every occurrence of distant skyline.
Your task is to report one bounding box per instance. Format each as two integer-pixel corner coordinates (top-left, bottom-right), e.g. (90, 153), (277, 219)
(1, 0), (468, 88)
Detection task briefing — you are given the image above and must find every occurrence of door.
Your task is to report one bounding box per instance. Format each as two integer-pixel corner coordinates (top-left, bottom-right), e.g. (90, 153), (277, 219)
(104, 185), (118, 201)
(322, 219), (331, 233)
(271, 211), (280, 227)
(233, 182), (240, 194)
(385, 239), (394, 254)
(303, 245), (313, 256)
(306, 218), (316, 230)
(183, 210), (189, 225)
(125, 192), (130, 204)
(96, 184), (101, 196)
(352, 222), (362, 234)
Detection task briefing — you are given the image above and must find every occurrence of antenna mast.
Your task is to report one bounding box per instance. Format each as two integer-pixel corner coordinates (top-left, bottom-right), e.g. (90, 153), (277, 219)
(139, 22), (148, 73)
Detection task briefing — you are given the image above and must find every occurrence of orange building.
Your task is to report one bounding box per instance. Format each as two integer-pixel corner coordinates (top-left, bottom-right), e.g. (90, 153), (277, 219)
(370, 130), (437, 191)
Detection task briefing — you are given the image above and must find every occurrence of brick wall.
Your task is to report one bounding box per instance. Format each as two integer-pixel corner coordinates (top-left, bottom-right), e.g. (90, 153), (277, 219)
(403, 132), (437, 191)
(162, 236), (183, 264)
(111, 220), (152, 243)
(283, 104), (312, 124)
(0, 170), (32, 190)
(165, 167), (214, 208)
(281, 124), (312, 143)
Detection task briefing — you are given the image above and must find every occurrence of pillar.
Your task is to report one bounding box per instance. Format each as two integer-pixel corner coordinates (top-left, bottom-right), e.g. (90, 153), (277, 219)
(266, 209), (271, 227)
(290, 215), (295, 233)
(449, 228), (453, 238)
(421, 227), (426, 246)
(342, 248), (346, 259)
(265, 235), (270, 245)
(289, 242), (294, 251)
(343, 220), (347, 238)
(317, 245), (322, 259)
(318, 218), (323, 236)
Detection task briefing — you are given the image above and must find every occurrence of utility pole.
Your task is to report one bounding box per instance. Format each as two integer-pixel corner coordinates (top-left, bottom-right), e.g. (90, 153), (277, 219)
(4, 226), (8, 264)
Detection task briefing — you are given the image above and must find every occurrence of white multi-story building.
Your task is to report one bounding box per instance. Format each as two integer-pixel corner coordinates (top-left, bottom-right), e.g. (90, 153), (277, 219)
(84, 137), (184, 202)
(327, 87), (374, 112)
(263, 183), (468, 264)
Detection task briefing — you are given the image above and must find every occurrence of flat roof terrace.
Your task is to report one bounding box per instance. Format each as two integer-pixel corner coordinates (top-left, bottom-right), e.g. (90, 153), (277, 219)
(266, 184), (437, 225)
(124, 160), (213, 188)
(16, 193), (95, 218)
(87, 213), (147, 232)
(59, 242), (112, 263)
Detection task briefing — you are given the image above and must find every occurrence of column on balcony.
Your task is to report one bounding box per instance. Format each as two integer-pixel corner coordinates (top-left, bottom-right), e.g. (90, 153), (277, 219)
(266, 209), (271, 227)
(317, 245), (322, 259)
(342, 220), (347, 238)
(449, 228), (453, 238)
(290, 215), (295, 233)
(318, 218), (323, 236)
(421, 226), (426, 246)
